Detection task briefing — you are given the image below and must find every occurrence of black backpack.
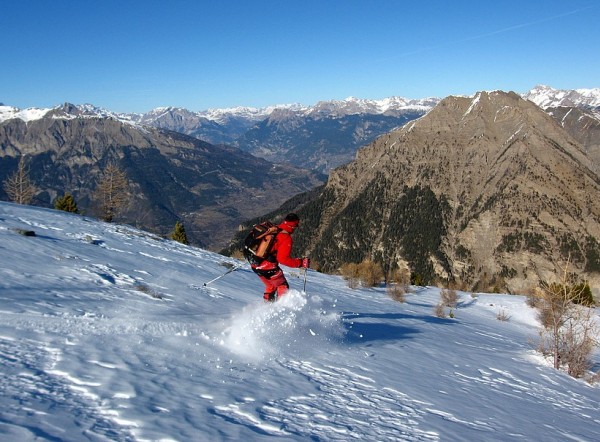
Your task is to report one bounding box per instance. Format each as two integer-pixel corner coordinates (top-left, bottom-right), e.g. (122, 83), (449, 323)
(242, 221), (280, 265)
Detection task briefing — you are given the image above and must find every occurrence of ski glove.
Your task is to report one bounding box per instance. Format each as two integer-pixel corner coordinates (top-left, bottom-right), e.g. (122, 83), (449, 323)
(301, 257), (310, 268)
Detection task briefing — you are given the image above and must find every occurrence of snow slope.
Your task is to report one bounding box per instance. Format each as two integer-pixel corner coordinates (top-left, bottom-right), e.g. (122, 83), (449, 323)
(0, 202), (598, 441)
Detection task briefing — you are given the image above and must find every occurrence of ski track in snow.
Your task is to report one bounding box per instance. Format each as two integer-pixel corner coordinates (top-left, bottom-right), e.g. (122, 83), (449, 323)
(213, 291), (442, 440)
(0, 336), (138, 441)
(451, 365), (600, 417)
(212, 359), (439, 441)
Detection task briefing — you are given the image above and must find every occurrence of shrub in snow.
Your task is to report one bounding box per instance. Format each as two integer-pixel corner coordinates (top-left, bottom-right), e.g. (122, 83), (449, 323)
(535, 260), (599, 378)
(340, 260), (384, 289)
(440, 288), (458, 308)
(434, 303), (446, 318)
(387, 283), (408, 303)
(496, 309), (511, 321)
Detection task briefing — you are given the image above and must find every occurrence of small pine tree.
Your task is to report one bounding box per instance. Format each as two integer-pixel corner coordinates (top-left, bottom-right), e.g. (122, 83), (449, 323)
(171, 221), (189, 245)
(572, 282), (595, 307)
(54, 193), (78, 213)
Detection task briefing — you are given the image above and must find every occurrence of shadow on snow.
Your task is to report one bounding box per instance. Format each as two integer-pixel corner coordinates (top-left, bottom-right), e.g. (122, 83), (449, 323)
(341, 311), (455, 344)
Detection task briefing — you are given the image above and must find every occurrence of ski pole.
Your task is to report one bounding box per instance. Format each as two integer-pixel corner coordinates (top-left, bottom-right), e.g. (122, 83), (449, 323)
(303, 268), (308, 293)
(203, 264), (241, 287)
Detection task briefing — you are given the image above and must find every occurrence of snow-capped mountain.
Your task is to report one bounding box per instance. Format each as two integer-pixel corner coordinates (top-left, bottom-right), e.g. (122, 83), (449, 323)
(126, 105), (280, 128)
(522, 84), (600, 109)
(521, 86), (600, 172)
(116, 96), (441, 171)
(123, 105), (298, 145)
(131, 96), (439, 126)
(0, 105), (53, 123)
(200, 103), (307, 125)
(0, 103), (137, 125)
(307, 96), (439, 117)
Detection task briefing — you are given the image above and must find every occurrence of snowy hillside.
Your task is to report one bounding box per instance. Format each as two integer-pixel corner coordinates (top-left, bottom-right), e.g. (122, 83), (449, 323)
(1, 202), (599, 441)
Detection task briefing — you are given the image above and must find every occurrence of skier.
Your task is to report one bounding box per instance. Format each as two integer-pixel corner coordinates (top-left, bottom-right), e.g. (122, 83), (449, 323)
(250, 213), (310, 302)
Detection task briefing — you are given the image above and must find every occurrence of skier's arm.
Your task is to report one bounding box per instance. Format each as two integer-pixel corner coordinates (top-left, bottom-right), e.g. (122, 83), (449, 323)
(275, 233), (302, 268)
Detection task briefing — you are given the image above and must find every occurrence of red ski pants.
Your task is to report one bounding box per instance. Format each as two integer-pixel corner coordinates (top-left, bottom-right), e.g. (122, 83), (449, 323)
(257, 268), (289, 300)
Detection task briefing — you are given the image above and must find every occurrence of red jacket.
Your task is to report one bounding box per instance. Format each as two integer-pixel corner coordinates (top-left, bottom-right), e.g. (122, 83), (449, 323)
(255, 222), (301, 270)
(273, 222), (302, 268)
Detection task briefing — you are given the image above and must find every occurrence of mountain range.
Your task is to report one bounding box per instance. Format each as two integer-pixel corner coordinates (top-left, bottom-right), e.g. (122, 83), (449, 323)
(0, 103), (323, 248)
(225, 90), (600, 295)
(4, 85), (598, 174)
(1, 96), (440, 173)
(123, 86), (600, 174)
(124, 97), (440, 172)
(522, 84), (600, 110)
(2, 85), (600, 288)
(0, 94), (443, 249)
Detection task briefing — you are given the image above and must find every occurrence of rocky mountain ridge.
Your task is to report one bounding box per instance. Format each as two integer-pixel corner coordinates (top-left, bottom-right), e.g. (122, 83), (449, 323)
(544, 106), (600, 174)
(266, 91), (600, 294)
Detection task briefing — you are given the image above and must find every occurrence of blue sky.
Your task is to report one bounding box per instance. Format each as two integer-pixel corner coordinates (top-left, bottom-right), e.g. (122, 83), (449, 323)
(2, 0), (599, 113)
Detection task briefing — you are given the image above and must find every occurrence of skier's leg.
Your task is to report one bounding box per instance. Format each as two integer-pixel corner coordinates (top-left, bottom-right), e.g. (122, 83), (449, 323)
(276, 281), (290, 299)
(263, 290), (277, 302)
(258, 274), (277, 302)
(265, 270), (289, 299)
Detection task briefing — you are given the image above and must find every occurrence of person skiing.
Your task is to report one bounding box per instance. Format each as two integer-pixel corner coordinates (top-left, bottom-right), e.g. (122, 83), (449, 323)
(250, 213), (310, 302)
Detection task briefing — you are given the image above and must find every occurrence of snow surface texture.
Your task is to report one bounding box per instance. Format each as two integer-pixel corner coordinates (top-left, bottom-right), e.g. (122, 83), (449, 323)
(0, 202), (598, 441)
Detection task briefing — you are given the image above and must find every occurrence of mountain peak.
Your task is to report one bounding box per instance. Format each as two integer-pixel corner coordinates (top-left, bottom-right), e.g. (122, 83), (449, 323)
(308, 95), (439, 117)
(0, 104), (53, 123)
(308, 89), (600, 292)
(523, 85), (600, 109)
